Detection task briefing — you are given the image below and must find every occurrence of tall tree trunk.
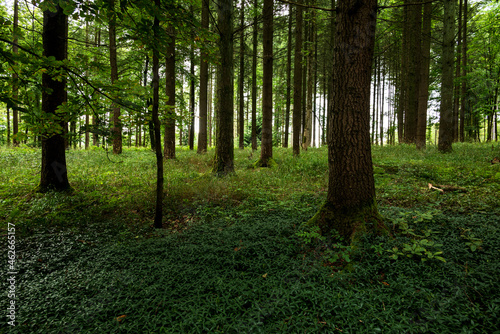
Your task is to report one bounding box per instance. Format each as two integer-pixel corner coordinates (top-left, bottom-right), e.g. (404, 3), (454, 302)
(164, 28), (176, 159)
(109, 0), (122, 154)
(259, 0), (274, 167)
(459, 0), (468, 142)
(405, 0), (422, 144)
(39, 4), (70, 192)
(238, 1), (245, 150)
(453, 0), (462, 142)
(303, 5), (315, 150)
(189, 44), (195, 150)
(438, 0), (456, 153)
(308, 0), (387, 242)
(152, 0), (163, 229)
(283, 4), (293, 148)
(6, 106), (10, 146)
(251, 0), (258, 151)
(12, 0), (19, 147)
(213, 0), (234, 175)
(197, 0), (209, 153)
(416, 2), (432, 150)
(398, 3), (409, 143)
(292, 0), (303, 156)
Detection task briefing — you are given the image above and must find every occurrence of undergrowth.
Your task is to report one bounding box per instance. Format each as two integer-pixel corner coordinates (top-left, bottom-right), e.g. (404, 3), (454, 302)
(0, 143), (499, 333)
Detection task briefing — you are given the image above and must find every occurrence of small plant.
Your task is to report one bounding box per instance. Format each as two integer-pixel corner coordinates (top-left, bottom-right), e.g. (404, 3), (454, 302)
(459, 228), (483, 252)
(296, 225), (324, 244)
(387, 239), (446, 262)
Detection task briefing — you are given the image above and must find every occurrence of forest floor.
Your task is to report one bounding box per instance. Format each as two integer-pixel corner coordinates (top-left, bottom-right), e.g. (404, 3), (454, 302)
(1, 143), (499, 333)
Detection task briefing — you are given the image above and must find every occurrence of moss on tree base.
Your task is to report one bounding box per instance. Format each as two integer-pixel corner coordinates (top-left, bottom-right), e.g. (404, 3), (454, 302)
(253, 157), (277, 168)
(305, 200), (389, 246)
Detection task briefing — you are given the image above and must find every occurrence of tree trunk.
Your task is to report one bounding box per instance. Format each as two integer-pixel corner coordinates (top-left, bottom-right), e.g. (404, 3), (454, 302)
(438, 0), (456, 153)
(197, 0), (209, 153)
(189, 44), (195, 150)
(292, 0), (303, 156)
(459, 0), (468, 142)
(238, 1), (245, 150)
(213, 0), (234, 175)
(39, 4), (70, 192)
(152, 0), (163, 228)
(307, 0), (387, 243)
(109, 0), (122, 154)
(164, 27), (176, 159)
(12, 0), (19, 147)
(302, 5), (315, 150)
(416, 2), (432, 150)
(283, 4), (293, 148)
(398, 3), (408, 143)
(251, 0), (258, 151)
(258, 0), (274, 167)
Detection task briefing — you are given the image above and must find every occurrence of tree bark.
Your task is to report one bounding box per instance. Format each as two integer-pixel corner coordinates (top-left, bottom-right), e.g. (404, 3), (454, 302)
(39, 4), (70, 192)
(416, 2), (431, 150)
(164, 27), (176, 159)
(438, 0), (456, 153)
(302, 5), (315, 150)
(213, 0), (234, 175)
(250, 0), (258, 151)
(283, 4), (293, 148)
(308, 0), (387, 242)
(152, 0), (163, 228)
(12, 0), (19, 147)
(258, 0), (274, 167)
(238, 1), (245, 150)
(109, 0), (122, 154)
(197, 0), (209, 153)
(188, 45), (195, 151)
(459, 0), (468, 142)
(292, 0), (303, 156)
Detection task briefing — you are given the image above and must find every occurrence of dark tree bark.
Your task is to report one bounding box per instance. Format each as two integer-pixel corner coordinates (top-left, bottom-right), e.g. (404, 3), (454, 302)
(438, 0), (456, 153)
(12, 0), (19, 147)
(238, 0), (245, 150)
(188, 45), (195, 151)
(453, 0), (462, 142)
(213, 0), (234, 175)
(251, 0), (258, 151)
(303, 5), (315, 150)
(164, 27), (176, 159)
(39, 4), (70, 192)
(109, 0), (122, 154)
(307, 0), (387, 242)
(283, 5), (293, 148)
(459, 0), (468, 142)
(197, 0), (209, 153)
(292, 0), (303, 156)
(152, 0), (163, 228)
(258, 0), (274, 167)
(416, 2), (432, 150)
(405, 0), (422, 144)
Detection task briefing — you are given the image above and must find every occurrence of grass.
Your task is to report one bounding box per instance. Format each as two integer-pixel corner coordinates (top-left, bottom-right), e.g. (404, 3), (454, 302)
(0, 143), (499, 333)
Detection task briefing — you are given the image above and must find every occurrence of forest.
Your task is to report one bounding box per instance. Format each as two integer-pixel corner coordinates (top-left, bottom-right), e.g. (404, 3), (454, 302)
(0, 0), (499, 332)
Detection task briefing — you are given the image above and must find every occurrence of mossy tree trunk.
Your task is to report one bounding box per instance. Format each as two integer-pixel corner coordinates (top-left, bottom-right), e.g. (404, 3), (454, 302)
(308, 0), (387, 242)
(39, 4), (70, 192)
(197, 0), (209, 154)
(213, 0), (234, 175)
(109, 0), (122, 154)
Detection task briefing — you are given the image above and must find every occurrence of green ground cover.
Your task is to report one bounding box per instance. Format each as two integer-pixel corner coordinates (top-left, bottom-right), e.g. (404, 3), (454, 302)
(1, 143), (499, 333)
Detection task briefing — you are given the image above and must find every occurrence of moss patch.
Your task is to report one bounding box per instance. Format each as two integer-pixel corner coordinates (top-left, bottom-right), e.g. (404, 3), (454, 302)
(305, 200), (389, 246)
(253, 157), (277, 168)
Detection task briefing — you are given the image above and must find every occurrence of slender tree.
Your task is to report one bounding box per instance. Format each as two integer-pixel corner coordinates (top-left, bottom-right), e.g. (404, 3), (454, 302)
(438, 0), (456, 152)
(258, 0), (274, 166)
(12, 0), (19, 147)
(152, 0), (163, 228)
(416, 2), (432, 150)
(307, 0), (387, 242)
(108, 0), (122, 154)
(213, 0), (234, 175)
(251, 0), (258, 151)
(283, 4), (293, 148)
(292, 0), (303, 156)
(188, 44), (195, 151)
(164, 27), (176, 159)
(39, 4), (70, 192)
(238, 0), (245, 150)
(197, 0), (209, 153)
